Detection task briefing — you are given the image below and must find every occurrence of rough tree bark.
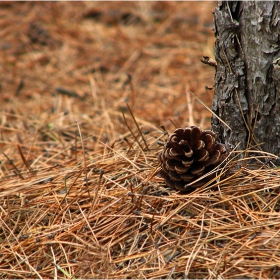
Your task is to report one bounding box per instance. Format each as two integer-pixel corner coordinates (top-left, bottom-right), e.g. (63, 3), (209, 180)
(212, 1), (280, 158)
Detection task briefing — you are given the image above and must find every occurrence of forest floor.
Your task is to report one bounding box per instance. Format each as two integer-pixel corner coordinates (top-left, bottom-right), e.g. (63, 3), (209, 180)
(1, 2), (280, 279)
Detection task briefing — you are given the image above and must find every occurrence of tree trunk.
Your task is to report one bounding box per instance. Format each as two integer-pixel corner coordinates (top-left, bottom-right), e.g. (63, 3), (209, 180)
(212, 1), (280, 158)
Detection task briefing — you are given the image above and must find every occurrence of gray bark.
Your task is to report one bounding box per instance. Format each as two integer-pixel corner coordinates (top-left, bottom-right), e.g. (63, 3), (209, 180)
(212, 1), (280, 158)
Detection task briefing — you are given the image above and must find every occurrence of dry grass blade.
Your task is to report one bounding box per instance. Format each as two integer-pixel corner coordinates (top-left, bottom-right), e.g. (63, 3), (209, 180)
(122, 110), (144, 153)
(17, 144), (35, 176)
(188, 90), (232, 131)
(2, 152), (24, 180)
(126, 103), (149, 151)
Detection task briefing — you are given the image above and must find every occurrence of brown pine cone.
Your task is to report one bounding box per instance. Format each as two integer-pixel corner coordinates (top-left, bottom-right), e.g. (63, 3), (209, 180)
(158, 126), (228, 192)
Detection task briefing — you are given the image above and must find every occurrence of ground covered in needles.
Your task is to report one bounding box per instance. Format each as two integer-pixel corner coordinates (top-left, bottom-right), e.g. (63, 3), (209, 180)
(1, 2), (280, 279)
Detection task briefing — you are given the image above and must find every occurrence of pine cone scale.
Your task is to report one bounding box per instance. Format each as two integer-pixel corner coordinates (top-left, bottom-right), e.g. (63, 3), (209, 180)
(174, 165), (189, 174)
(197, 149), (209, 161)
(180, 173), (194, 181)
(182, 159), (194, 166)
(169, 171), (182, 181)
(169, 148), (184, 157)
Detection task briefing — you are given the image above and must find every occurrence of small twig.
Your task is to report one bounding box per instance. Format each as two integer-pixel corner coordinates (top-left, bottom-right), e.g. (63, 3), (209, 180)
(122, 110), (144, 152)
(56, 87), (80, 99)
(201, 56), (217, 68)
(15, 79), (24, 96)
(186, 88), (194, 126)
(50, 245), (58, 280)
(76, 119), (90, 198)
(54, 260), (76, 280)
(188, 90), (232, 131)
(168, 118), (179, 129)
(88, 169), (104, 216)
(126, 103), (149, 151)
(17, 144), (35, 176)
(3, 152), (24, 179)
(127, 74), (135, 110)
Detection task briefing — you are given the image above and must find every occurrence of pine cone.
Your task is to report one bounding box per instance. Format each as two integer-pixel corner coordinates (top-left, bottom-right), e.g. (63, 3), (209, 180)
(158, 126), (228, 192)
